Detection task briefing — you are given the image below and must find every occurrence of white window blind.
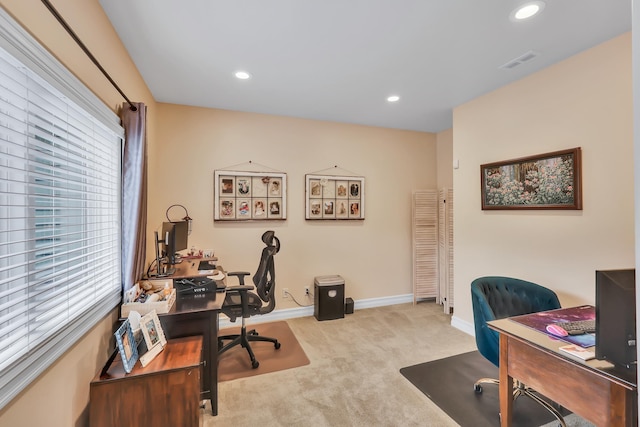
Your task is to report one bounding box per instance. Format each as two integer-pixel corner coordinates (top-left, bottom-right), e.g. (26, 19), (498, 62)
(0, 7), (124, 410)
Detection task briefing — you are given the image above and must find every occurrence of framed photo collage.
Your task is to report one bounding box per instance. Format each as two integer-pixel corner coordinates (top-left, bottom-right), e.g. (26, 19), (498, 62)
(214, 171), (287, 221)
(305, 174), (365, 220)
(213, 170), (365, 221)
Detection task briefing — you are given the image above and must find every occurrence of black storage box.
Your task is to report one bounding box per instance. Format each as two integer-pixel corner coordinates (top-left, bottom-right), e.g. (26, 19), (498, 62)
(174, 277), (221, 295)
(345, 297), (354, 314)
(314, 275), (345, 321)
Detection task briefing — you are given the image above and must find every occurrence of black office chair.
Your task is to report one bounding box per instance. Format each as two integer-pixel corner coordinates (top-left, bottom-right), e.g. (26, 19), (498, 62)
(471, 276), (566, 427)
(218, 230), (281, 369)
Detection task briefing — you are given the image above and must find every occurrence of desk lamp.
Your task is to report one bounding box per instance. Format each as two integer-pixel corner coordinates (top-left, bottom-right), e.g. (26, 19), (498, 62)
(166, 204), (193, 235)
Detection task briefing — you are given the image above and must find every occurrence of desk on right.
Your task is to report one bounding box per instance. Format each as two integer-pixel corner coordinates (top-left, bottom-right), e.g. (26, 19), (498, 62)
(488, 316), (637, 427)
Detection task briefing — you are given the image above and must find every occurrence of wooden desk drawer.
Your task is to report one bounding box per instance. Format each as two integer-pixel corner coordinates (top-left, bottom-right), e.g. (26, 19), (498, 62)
(90, 336), (202, 427)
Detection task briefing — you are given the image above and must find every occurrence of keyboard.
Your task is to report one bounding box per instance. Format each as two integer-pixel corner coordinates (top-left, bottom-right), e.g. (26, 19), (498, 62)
(553, 319), (596, 335)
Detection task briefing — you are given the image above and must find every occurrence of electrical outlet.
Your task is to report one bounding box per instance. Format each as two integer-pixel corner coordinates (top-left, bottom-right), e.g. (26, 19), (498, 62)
(305, 286), (310, 296)
(282, 288), (290, 299)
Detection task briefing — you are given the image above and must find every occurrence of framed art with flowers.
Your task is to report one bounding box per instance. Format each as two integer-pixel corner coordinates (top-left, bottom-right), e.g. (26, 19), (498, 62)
(480, 147), (582, 210)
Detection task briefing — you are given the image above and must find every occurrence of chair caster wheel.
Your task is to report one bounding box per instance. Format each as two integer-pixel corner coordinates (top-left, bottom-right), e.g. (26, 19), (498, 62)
(275, 342), (281, 349)
(474, 384), (483, 394)
(252, 360), (259, 369)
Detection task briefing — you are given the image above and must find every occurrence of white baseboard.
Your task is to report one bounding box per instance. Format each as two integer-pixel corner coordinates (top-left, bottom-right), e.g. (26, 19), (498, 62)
(451, 315), (475, 337)
(219, 293), (414, 329)
(218, 294), (478, 336)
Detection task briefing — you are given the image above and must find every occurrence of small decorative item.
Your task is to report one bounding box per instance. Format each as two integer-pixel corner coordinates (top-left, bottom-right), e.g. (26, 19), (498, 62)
(203, 249), (215, 258)
(114, 319), (138, 373)
(214, 170), (287, 221)
(139, 310), (167, 367)
(305, 174), (365, 220)
(480, 147), (582, 210)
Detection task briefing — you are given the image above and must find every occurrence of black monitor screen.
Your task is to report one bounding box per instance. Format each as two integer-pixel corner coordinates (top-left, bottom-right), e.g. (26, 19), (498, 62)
(161, 221), (189, 265)
(595, 269), (636, 369)
(172, 220), (189, 252)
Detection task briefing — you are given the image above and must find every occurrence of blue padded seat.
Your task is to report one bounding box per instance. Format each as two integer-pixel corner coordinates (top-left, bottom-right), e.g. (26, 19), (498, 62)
(471, 276), (561, 367)
(470, 276), (566, 427)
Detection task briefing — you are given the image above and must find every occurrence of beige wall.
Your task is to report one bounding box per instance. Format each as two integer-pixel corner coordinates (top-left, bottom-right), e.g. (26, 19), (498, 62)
(0, 2), (437, 424)
(452, 33), (634, 331)
(151, 104), (437, 306)
(436, 128), (453, 190)
(0, 0), (156, 426)
(0, 1), (634, 425)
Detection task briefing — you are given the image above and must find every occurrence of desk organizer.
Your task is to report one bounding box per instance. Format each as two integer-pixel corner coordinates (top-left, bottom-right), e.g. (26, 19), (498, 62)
(121, 288), (176, 317)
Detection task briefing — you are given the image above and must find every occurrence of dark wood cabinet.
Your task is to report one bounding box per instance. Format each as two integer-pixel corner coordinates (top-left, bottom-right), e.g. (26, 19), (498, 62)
(90, 336), (203, 427)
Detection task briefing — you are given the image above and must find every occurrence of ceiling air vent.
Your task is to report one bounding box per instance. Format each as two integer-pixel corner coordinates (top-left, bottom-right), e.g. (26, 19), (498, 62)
(499, 50), (540, 70)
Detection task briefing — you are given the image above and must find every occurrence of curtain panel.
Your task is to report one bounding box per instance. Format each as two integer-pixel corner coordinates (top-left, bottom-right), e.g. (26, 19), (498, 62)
(121, 102), (148, 291)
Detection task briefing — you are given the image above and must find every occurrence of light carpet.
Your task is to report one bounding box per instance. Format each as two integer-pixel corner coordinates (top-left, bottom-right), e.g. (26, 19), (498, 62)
(203, 303), (594, 426)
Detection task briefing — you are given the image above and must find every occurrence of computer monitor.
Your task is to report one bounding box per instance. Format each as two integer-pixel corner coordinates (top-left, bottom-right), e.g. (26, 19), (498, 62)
(595, 268), (636, 369)
(161, 220), (189, 266)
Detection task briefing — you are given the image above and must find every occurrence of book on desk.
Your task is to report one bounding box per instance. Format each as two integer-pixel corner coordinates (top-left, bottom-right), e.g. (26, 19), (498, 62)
(559, 344), (596, 360)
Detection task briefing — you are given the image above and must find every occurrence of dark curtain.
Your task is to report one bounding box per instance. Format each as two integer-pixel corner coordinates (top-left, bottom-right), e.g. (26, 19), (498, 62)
(120, 102), (148, 292)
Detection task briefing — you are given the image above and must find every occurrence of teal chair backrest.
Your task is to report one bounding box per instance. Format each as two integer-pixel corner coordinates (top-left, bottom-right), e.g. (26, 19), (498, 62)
(471, 276), (561, 367)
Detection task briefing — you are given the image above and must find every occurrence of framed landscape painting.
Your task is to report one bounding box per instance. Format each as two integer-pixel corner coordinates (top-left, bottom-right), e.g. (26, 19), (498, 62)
(480, 147), (582, 210)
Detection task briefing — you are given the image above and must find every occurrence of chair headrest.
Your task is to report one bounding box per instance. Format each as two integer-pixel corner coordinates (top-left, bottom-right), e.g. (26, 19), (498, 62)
(261, 230), (280, 253)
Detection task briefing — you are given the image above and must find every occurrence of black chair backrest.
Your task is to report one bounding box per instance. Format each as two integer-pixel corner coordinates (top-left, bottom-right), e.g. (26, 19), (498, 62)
(253, 231), (280, 313)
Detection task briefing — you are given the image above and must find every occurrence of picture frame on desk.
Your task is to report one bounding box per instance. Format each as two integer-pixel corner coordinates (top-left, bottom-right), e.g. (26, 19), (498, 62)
(214, 170), (287, 221)
(139, 310), (167, 367)
(114, 319), (138, 373)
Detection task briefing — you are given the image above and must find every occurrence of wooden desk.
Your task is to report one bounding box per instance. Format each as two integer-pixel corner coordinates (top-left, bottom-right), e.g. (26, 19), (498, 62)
(90, 336), (202, 427)
(488, 318), (637, 427)
(151, 260), (224, 415)
(170, 257), (218, 279)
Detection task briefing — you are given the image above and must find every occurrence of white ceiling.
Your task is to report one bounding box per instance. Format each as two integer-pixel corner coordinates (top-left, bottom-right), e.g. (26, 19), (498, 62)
(99, 0), (631, 133)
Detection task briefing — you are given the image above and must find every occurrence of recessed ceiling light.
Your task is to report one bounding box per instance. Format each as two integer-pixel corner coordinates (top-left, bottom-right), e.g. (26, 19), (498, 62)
(234, 71), (251, 80)
(387, 95), (400, 102)
(511, 1), (545, 21)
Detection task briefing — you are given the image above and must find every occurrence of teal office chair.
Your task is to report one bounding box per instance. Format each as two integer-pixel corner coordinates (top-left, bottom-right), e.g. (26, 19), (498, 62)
(218, 231), (281, 369)
(471, 276), (566, 427)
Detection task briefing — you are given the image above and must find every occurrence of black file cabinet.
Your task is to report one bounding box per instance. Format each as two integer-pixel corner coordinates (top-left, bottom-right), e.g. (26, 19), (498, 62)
(314, 275), (345, 321)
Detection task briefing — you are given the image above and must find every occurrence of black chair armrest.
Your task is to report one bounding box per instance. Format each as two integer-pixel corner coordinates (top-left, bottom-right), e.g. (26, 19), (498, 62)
(225, 285), (254, 293)
(227, 271), (251, 285)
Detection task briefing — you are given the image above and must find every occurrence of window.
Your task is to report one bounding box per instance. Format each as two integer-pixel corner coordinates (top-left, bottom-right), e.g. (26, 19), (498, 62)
(0, 9), (124, 409)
